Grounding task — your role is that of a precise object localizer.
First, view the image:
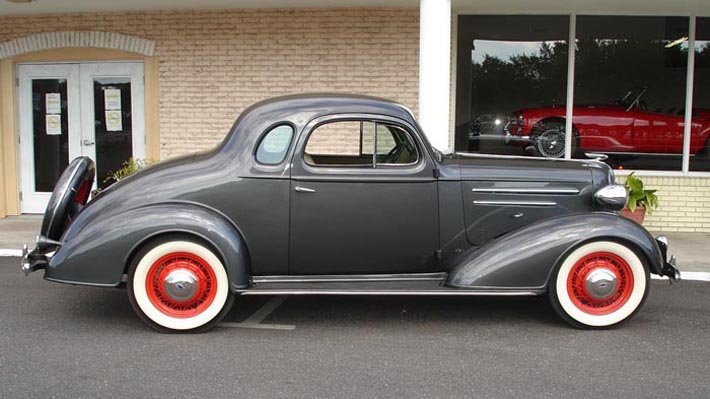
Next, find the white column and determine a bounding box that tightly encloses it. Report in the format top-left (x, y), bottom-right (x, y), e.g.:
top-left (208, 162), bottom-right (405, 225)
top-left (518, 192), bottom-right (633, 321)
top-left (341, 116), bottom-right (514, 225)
top-left (682, 16), bottom-right (696, 173)
top-left (419, 0), bottom-right (452, 152)
top-left (564, 14), bottom-right (576, 159)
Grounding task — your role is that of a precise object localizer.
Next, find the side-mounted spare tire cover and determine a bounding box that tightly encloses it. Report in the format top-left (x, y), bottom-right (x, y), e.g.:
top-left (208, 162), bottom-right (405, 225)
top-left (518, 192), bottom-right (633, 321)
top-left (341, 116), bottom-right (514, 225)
top-left (41, 156), bottom-right (95, 240)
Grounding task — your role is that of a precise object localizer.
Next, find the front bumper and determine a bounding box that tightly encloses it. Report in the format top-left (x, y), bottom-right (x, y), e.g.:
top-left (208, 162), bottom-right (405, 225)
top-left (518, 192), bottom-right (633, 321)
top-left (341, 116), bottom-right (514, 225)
top-left (504, 132), bottom-right (532, 145)
top-left (656, 236), bottom-right (681, 282)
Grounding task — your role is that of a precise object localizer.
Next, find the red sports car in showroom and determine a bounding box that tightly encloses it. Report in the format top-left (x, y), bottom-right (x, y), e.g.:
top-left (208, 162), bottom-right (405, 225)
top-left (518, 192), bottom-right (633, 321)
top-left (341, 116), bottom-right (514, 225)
top-left (505, 87), bottom-right (710, 158)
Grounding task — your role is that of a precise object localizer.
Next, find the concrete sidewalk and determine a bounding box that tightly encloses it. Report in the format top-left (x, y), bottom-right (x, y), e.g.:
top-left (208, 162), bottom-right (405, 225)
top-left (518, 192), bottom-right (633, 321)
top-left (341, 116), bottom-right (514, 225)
top-left (0, 215), bottom-right (707, 272)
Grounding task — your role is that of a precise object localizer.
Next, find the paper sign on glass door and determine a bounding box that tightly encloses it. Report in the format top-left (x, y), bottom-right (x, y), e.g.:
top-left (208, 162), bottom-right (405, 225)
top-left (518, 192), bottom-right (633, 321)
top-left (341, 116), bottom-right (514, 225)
top-left (104, 89), bottom-right (122, 111)
top-left (105, 111), bottom-right (123, 131)
top-left (46, 114), bottom-right (62, 135)
top-left (45, 93), bottom-right (61, 114)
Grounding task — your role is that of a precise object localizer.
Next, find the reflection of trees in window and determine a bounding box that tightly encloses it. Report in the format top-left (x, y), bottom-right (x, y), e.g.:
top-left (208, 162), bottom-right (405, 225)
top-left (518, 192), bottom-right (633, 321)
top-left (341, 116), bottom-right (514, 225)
top-left (471, 41), bottom-right (568, 119)
top-left (575, 39), bottom-right (687, 110)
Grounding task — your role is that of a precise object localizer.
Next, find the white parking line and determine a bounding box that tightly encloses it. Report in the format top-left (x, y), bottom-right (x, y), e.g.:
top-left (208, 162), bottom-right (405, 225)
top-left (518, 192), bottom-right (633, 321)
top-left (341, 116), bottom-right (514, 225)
top-left (219, 295), bottom-right (296, 330)
top-left (652, 272), bottom-right (710, 282)
top-left (0, 249), bottom-right (22, 257)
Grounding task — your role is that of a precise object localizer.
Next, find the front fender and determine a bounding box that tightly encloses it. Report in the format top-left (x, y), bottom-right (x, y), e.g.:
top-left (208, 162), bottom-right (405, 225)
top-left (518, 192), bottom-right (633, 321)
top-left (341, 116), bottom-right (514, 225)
top-left (447, 212), bottom-right (663, 290)
top-left (46, 202), bottom-right (250, 291)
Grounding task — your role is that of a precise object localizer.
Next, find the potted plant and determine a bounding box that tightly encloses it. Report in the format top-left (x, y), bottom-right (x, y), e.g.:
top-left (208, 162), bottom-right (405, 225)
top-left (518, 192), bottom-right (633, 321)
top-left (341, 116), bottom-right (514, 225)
top-left (103, 158), bottom-right (153, 184)
top-left (620, 173), bottom-right (658, 224)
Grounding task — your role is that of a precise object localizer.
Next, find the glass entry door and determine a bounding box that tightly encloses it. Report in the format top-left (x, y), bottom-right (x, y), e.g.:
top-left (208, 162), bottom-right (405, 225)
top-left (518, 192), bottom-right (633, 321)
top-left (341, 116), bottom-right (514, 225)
top-left (18, 62), bottom-right (145, 213)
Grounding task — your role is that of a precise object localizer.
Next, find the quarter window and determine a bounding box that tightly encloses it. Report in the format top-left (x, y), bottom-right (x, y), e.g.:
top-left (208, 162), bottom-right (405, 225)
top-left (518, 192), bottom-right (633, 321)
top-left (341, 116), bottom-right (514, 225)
top-left (304, 120), bottom-right (418, 167)
top-left (256, 124), bottom-right (294, 165)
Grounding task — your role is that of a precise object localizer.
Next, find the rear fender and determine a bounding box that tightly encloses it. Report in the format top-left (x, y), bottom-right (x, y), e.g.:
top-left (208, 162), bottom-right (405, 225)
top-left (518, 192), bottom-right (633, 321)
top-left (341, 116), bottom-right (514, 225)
top-left (46, 202), bottom-right (250, 291)
top-left (447, 212), bottom-right (663, 290)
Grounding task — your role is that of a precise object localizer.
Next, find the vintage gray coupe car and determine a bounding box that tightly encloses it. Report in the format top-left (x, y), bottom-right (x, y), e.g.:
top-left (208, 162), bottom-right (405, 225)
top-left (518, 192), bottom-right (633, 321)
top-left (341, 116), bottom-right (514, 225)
top-left (22, 94), bottom-right (680, 333)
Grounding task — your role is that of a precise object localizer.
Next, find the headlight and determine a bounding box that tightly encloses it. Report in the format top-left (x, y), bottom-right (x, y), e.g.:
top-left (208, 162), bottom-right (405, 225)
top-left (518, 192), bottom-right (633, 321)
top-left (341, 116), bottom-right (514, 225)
top-left (594, 184), bottom-right (627, 211)
top-left (510, 113), bottom-right (523, 125)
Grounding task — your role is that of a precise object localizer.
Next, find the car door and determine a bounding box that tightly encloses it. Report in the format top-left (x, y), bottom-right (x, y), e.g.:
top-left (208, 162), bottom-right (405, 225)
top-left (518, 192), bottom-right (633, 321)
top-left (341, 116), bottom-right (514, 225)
top-left (289, 115), bottom-right (439, 275)
top-left (632, 108), bottom-right (685, 153)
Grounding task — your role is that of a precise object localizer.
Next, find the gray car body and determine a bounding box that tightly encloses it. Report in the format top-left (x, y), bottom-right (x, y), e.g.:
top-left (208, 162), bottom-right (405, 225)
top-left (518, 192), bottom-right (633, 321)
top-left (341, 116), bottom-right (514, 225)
top-left (43, 94), bottom-right (665, 293)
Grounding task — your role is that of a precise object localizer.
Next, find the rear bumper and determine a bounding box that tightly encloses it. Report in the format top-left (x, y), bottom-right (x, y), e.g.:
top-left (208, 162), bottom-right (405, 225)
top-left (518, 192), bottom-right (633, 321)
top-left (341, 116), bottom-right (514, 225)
top-left (656, 235), bottom-right (680, 282)
top-left (21, 236), bottom-right (61, 275)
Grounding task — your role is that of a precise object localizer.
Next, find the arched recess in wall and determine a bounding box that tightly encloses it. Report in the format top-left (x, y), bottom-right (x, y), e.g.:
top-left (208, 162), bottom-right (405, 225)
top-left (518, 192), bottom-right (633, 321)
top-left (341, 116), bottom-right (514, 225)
top-left (0, 31), bottom-right (159, 217)
top-left (0, 31), bottom-right (155, 58)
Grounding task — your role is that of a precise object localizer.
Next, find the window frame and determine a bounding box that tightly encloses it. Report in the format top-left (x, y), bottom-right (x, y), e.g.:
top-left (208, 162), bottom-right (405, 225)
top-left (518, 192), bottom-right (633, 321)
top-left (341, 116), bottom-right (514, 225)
top-left (291, 113), bottom-right (432, 180)
top-left (302, 118), bottom-right (421, 169)
top-left (253, 122), bottom-right (296, 166)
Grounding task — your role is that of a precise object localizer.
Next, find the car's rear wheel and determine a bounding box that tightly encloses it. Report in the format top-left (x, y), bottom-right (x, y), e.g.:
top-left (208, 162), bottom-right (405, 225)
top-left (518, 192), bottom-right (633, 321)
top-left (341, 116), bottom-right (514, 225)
top-left (549, 241), bottom-right (649, 329)
top-left (127, 237), bottom-right (234, 333)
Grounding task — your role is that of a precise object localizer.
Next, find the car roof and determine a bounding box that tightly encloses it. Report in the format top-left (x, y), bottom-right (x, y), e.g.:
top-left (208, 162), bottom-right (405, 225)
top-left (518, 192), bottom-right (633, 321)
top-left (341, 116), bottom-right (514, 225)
top-left (243, 93), bottom-right (417, 123)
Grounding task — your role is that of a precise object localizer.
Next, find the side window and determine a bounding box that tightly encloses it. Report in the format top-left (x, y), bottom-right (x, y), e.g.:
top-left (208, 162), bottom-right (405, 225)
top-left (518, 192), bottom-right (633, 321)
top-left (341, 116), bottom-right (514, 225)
top-left (256, 125), bottom-right (294, 165)
top-left (305, 121), bottom-right (373, 166)
top-left (304, 120), bottom-right (419, 167)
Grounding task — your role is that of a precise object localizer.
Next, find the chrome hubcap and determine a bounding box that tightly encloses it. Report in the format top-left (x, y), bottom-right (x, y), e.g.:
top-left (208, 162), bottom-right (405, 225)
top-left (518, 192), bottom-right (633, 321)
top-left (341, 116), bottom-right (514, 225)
top-left (585, 268), bottom-right (618, 300)
top-left (163, 269), bottom-right (198, 302)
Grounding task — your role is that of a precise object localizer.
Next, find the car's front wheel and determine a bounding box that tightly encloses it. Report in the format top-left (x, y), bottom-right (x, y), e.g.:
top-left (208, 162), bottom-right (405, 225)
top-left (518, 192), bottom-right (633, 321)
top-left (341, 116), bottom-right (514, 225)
top-left (549, 241), bottom-right (649, 329)
top-left (127, 237), bottom-right (234, 333)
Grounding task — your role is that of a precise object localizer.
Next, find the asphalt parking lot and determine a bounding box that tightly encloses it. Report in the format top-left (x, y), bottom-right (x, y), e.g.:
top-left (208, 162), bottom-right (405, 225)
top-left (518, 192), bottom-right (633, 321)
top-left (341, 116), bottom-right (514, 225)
top-left (2, 257), bottom-right (709, 399)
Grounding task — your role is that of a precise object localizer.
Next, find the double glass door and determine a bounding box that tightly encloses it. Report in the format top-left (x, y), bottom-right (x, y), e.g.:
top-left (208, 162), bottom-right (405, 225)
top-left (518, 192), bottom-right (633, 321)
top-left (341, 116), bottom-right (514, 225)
top-left (18, 62), bottom-right (145, 213)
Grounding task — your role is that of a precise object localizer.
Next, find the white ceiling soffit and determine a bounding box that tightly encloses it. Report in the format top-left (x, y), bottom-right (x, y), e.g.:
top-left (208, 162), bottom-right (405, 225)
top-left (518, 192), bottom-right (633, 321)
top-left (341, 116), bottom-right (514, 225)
top-left (453, 0), bottom-right (710, 16)
top-left (0, 0), bottom-right (708, 16)
top-left (0, 0), bottom-right (418, 16)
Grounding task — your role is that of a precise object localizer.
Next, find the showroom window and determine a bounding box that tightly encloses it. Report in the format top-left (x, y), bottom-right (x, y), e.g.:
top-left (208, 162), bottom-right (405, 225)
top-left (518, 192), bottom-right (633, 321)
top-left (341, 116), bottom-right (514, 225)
top-left (455, 14), bottom-right (709, 174)
top-left (454, 15), bottom-right (570, 154)
top-left (571, 16), bottom-right (689, 171)
top-left (690, 17), bottom-right (710, 172)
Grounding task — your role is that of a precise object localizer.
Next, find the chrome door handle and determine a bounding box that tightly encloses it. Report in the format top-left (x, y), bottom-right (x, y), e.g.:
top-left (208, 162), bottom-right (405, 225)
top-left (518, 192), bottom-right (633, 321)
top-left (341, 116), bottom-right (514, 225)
top-left (512, 212), bottom-right (524, 219)
top-left (294, 186), bottom-right (316, 193)
top-left (82, 139), bottom-right (95, 146)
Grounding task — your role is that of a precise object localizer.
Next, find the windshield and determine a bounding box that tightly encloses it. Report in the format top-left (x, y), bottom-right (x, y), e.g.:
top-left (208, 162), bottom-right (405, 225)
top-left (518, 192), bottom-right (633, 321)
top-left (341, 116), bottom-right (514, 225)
top-left (614, 86), bottom-right (647, 109)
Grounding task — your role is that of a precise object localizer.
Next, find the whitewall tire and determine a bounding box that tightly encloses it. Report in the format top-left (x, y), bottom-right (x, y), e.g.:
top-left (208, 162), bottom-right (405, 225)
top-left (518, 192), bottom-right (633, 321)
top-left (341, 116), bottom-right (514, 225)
top-left (127, 238), bottom-right (234, 333)
top-left (549, 241), bottom-right (649, 329)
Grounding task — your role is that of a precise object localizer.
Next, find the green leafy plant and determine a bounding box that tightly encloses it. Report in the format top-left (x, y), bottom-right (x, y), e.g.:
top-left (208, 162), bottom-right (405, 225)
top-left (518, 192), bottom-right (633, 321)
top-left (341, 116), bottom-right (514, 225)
top-left (103, 158), bottom-right (153, 183)
top-left (625, 173), bottom-right (659, 214)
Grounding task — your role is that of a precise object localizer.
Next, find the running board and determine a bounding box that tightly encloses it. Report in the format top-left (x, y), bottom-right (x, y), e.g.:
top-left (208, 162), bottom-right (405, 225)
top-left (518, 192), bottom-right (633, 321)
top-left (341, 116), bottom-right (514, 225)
top-left (240, 289), bottom-right (541, 296)
top-left (243, 272), bottom-right (542, 296)
top-left (252, 272), bottom-right (447, 284)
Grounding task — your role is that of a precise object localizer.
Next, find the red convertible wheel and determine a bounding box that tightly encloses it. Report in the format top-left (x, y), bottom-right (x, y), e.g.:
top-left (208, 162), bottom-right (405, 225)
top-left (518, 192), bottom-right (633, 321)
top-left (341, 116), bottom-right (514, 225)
top-left (535, 128), bottom-right (566, 158)
top-left (550, 241), bottom-right (649, 328)
top-left (128, 238), bottom-right (234, 333)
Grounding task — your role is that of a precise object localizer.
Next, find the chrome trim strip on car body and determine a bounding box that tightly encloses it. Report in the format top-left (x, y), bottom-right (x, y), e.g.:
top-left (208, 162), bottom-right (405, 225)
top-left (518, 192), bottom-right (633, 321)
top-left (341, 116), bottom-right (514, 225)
top-left (600, 151), bottom-right (694, 157)
top-left (472, 187), bottom-right (579, 195)
top-left (240, 289), bottom-right (541, 296)
top-left (472, 200), bottom-right (558, 207)
top-left (252, 272), bottom-right (447, 284)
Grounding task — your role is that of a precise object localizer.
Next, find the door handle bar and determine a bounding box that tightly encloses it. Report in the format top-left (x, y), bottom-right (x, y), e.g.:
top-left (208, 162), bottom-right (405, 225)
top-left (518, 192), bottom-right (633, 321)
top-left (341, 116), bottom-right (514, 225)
top-left (294, 186), bottom-right (316, 193)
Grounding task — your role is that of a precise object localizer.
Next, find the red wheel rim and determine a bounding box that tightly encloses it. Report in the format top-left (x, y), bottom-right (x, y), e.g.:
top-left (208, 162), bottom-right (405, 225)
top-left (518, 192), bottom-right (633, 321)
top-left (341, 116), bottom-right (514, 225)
top-left (567, 251), bottom-right (634, 315)
top-left (145, 252), bottom-right (217, 318)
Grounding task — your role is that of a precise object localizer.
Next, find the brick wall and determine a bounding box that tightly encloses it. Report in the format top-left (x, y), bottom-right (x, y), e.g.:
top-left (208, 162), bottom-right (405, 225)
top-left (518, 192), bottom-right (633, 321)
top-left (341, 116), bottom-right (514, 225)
top-left (616, 174), bottom-right (710, 232)
top-left (0, 8), bottom-right (419, 159)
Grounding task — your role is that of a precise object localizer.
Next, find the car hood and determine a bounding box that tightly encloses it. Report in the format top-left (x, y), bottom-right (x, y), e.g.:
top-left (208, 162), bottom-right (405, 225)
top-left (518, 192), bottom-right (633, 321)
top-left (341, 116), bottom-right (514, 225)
top-left (447, 153), bottom-right (611, 185)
